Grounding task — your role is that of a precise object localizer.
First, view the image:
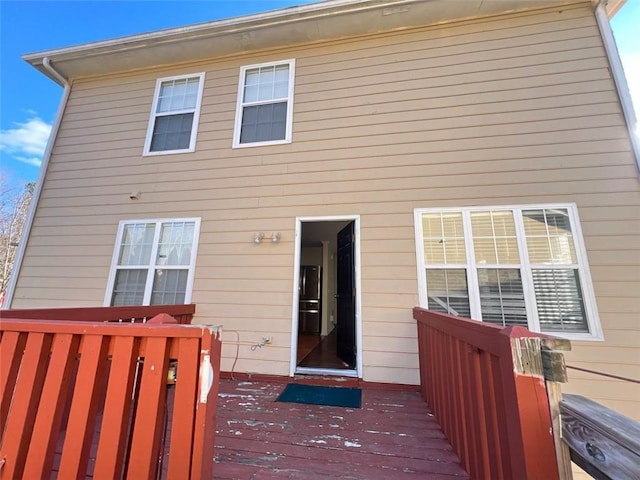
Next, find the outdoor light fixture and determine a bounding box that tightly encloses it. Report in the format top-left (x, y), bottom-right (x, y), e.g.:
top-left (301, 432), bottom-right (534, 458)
top-left (253, 232), bottom-right (281, 244)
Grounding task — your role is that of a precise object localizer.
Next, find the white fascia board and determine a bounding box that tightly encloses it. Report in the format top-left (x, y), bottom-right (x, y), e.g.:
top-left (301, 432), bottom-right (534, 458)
top-left (22, 0), bottom-right (576, 84)
top-left (594, 1), bottom-right (640, 173)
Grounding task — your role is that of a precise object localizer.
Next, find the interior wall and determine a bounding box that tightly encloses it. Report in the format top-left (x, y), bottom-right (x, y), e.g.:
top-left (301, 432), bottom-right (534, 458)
top-left (301, 247), bottom-right (322, 265)
top-left (322, 240), bottom-right (337, 336)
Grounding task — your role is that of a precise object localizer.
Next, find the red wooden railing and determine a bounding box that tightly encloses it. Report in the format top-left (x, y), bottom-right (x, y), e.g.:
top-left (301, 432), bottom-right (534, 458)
top-left (414, 307), bottom-right (558, 480)
top-left (0, 315), bottom-right (221, 479)
top-left (2, 304), bottom-right (196, 324)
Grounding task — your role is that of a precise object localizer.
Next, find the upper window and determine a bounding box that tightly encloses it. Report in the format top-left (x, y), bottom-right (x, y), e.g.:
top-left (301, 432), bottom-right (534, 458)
top-left (414, 204), bottom-right (602, 340)
top-left (143, 73), bottom-right (205, 155)
top-left (233, 60), bottom-right (295, 148)
top-left (105, 218), bottom-right (200, 306)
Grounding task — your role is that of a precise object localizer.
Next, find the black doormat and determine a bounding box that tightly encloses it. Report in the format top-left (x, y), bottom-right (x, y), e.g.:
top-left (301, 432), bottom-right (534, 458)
top-left (276, 383), bottom-right (362, 408)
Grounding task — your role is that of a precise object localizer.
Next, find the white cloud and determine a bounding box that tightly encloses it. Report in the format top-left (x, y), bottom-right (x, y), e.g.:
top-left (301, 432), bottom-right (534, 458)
top-left (0, 117), bottom-right (52, 168)
top-left (13, 156), bottom-right (44, 167)
top-left (619, 52), bottom-right (640, 112)
top-left (618, 52), bottom-right (640, 146)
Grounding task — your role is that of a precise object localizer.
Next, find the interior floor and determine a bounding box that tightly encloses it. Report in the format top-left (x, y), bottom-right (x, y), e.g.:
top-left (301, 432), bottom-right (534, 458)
top-left (296, 334), bottom-right (322, 363)
top-left (297, 330), bottom-right (350, 370)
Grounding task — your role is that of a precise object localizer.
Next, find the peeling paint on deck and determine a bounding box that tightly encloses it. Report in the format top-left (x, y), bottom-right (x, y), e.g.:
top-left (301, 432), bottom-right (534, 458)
top-left (365, 429), bottom-right (409, 437)
top-left (214, 379), bottom-right (470, 479)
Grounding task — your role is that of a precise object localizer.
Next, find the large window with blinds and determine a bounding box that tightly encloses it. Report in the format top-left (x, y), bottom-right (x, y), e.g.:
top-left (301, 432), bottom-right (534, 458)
top-left (414, 204), bottom-right (602, 340)
top-left (105, 218), bottom-right (200, 306)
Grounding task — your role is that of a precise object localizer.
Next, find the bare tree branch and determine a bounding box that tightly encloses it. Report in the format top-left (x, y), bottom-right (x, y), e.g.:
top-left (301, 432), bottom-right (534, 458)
top-left (0, 177), bottom-right (34, 303)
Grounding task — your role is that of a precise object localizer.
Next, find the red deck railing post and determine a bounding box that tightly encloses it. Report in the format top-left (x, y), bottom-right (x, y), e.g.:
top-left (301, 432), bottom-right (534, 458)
top-left (496, 328), bottom-right (559, 479)
top-left (0, 332), bottom-right (53, 478)
top-left (57, 335), bottom-right (111, 477)
top-left (0, 331), bottom-right (27, 429)
top-left (413, 307), bottom-right (561, 480)
top-left (22, 333), bottom-right (81, 478)
top-left (190, 326), bottom-right (222, 480)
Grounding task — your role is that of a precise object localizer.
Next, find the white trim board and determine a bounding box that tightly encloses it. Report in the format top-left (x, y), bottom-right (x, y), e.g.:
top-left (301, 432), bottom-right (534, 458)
top-left (290, 215), bottom-right (362, 378)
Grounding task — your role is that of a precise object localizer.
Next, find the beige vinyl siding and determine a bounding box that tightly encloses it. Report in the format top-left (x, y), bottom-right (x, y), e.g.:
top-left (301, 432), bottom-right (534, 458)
top-left (12, 3), bottom-right (640, 416)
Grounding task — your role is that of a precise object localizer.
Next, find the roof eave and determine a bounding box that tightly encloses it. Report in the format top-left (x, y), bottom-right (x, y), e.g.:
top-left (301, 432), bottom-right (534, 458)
top-left (23, 0), bottom-right (593, 85)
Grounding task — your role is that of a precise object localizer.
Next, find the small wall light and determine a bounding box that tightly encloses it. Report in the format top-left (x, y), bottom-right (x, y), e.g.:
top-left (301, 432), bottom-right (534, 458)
top-left (129, 191), bottom-right (140, 200)
top-left (253, 232), bottom-right (281, 244)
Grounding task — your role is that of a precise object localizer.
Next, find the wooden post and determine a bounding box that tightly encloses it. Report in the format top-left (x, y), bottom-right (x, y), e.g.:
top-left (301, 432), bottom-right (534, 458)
top-left (190, 326), bottom-right (222, 480)
top-left (541, 339), bottom-right (573, 480)
top-left (498, 333), bottom-right (559, 480)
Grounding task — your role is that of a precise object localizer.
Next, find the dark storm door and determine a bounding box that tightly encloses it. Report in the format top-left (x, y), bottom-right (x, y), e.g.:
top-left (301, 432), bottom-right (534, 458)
top-left (336, 222), bottom-right (356, 368)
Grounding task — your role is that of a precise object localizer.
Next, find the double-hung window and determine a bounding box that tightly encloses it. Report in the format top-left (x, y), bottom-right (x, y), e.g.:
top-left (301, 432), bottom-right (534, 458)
top-left (143, 73), bottom-right (205, 155)
top-left (414, 204), bottom-right (602, 340)
top-left (105, 218), bottom-right (200, 306)
top-left (233, 59), bottom-right (295, 147)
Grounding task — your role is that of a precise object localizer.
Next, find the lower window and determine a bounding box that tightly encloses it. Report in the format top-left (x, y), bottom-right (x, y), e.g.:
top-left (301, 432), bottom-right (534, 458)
top-left (105, 218), bottom-right (200, 306)
top-left (414, 204), bottom-right (602, 340)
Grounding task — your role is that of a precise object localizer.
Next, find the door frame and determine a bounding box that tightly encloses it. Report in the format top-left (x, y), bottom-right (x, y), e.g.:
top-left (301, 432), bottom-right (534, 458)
top-left (289, 215), bottom-right (362, 378)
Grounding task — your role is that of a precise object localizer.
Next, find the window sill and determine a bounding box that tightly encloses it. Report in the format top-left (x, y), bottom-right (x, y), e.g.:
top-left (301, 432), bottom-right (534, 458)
top-left (232, 138), bottom-right (291, 149)
top-left (143, 147), bottom-right (196, 156)
top-left (539, 331), bottom-right (605, 342)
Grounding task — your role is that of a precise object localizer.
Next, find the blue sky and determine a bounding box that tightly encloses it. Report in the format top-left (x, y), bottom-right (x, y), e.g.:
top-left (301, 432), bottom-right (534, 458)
top-left (1, 0), bottom-right (639, 188)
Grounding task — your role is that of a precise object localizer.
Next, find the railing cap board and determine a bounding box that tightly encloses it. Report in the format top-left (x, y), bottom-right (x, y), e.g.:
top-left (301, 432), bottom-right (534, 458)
top-left (413, 307), bottom-right (568, 357)
top-left (413, 307), bottom-right (508, 355)
top-left (560, 394), bottom-right (640, 480)
top-left (0, 318), bottom-right (221, 338)
top-left (0, 304), bottom-right (196, 321)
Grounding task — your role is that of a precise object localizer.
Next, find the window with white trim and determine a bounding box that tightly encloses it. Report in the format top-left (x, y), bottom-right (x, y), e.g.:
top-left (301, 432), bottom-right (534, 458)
top-left (105, 219), bottom-right (200, 306)
top-left (233, 59), bottom-right (295, 147)
top-left (143, 73), bottom-right (205, 155)
top-left (414, 204), bottom-right (602, 340)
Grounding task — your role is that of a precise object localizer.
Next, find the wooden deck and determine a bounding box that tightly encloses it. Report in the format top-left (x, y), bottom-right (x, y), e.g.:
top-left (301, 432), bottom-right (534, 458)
top-left (214, 379), bottom-right (470, 479)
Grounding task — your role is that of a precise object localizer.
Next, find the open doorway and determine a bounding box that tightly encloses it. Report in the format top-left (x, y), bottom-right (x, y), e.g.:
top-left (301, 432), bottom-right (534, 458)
top-left (291, 216), bottom-right (361, 377)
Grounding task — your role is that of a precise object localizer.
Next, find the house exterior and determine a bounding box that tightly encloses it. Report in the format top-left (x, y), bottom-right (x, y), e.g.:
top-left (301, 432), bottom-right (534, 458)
top-left (6, 0), bottom-right (639, 424)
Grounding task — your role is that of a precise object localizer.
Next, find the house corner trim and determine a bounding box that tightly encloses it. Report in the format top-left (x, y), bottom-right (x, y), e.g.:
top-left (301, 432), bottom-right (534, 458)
top-left (594, 0), bottom-right (640, 174)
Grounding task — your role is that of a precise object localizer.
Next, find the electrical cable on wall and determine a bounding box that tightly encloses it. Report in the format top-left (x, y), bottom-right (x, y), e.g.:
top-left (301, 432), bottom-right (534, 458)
top-left (224, 331), bottom-right (272, 379)
top-left (567, 365), bottom-right (640, 384)
top-left (228, 330), bottom-right (240, 380)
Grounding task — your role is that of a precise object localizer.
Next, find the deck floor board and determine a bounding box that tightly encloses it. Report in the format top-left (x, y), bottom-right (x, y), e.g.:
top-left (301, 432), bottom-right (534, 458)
top-left (214, 380), bottom-right (470, 479)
